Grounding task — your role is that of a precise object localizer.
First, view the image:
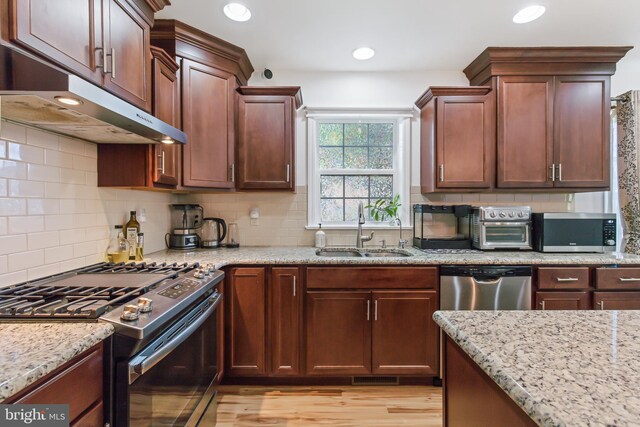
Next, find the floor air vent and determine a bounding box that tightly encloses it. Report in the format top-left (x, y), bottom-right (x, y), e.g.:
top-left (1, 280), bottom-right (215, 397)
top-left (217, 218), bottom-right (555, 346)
top-left (352, 376), bottom-right (399, 385)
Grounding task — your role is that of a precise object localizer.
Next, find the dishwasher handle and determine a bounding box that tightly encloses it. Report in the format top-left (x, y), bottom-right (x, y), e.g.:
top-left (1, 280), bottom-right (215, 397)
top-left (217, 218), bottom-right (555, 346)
top-left (471, 276), bottom-right (502, 284)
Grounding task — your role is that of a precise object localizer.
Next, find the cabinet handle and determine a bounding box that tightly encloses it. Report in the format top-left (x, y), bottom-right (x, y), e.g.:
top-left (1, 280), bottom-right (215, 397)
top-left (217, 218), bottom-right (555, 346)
top-left (549, 163), bottom-right (556, 181)
top-left (619, 277), bottom-right (640, 282)
top-left (292, 275), bottom-right (296, 297)
top-left (557, 163), bottom-right (562, 182)
top-left (556, 277), bottom-right (579, 282)
top-left (111, 48), bottom-right (116, 78)
top-left (230, 163), bottom-right (235, 183)
top-left (366, 300), bottom-right (370, 321)
top-left (539, 301), bottom-right (546, 310)
top-left (158, 151), bottom-right (165, 174)
top-left (95, 47), bottom-right (107, 71)
top-left (374, 300), bottom-right (378, 321)
top-left (438, 164), bottom-right (444, 182)
top-left (286, 164), bottom-right (290, 183)
top-left (596, 301), bottom-right (605, 310)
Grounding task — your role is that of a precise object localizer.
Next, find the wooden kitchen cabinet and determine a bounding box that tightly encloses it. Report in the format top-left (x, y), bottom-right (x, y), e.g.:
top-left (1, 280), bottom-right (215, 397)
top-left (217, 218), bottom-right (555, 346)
top-left (97, 46), bottom-right (179, 188)
top-left (306, 291), bottom-right (372, 375)
top-left (537, 267), bottom-right (590, 290)
top-left (6, 342), bottom-right (106, 426)
top-left (237, 87), bottom-right (302, 191)
top-left (594, 292), bottom-right (640, 310)
top-left (595, 267), bottom-right (640, 290)
top-left (536, 291), bottom-right (591, 310)
top-left (269, 267), bottom-right (302, 376)
top-left (8, 0), bottom-right (160, 111)
top-left (415, 87), bottom-right (495, 192)
top-left (372, 291), bottom-right (438, 375)
top-left (226, 267), bottom-right (267, 376)
top-left (464, 47), bottom-right (631, 192)
top-left (151, 20), bottom-right (254, 190)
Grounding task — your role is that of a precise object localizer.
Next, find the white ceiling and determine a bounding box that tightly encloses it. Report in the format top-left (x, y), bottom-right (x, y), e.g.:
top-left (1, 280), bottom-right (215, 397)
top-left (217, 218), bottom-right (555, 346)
top-left (158, 0), bottom-right (640, 75)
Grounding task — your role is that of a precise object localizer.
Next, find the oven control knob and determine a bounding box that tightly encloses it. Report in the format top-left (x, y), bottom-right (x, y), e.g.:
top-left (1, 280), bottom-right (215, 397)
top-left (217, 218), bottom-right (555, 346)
top-left (499, 212), bottom-right (506, 218)
top-left (121, 304), bottom-right (140, 321)
top-left (606, 239), bottom-right (616, 246)
top-left (518, 211), bottom-right (525, 218)
top-left (194, 269), bottom-right (205, 279)
top-left (489, 211), bottom-right (497, 218)
top-left (137, 297), bottom-right (153, 313)
top-left (205, 263), bottom-right (215, 274)
top-left (508, 211), bottom-right (514, 218)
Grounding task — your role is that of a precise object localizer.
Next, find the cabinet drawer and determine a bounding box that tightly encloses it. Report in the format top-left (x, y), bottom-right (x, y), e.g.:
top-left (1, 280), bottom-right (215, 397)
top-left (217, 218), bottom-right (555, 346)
top-left (537, 267), bottom-right (590, 289)
top-left (306, 267), bottom-right (438, 290)
top-left (596, 268), bottom-right (640, 290)
top-left (12, 344), bottom-right (103, 423)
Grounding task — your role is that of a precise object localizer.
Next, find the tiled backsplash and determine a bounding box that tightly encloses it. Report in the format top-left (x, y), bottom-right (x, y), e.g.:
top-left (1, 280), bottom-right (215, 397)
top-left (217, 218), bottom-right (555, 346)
top-left (0, 120), bottom-right (174, 287)
top-left (178, 187), bottom-right (572, 248)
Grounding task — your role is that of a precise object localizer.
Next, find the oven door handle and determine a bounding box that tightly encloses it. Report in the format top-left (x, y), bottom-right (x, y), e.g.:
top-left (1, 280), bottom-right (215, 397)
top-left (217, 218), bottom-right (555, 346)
top-left (128, 295), bottom-right (221, 384)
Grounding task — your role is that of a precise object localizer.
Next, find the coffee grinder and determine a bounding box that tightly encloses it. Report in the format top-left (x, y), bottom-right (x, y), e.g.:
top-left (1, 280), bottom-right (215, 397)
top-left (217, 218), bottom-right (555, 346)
top-left (166, 204), bottom-right (203, 249)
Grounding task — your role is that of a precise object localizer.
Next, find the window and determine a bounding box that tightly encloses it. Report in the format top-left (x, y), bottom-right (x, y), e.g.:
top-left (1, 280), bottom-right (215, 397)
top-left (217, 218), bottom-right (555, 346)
top-left (307, 110), bottom-right (411, 228)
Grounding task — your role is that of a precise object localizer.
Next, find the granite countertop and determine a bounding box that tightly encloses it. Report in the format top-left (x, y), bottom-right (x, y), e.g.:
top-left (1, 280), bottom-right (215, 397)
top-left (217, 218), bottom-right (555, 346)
top-left (143, 246), bottom-right (640, 268)
top-left (0, 322), bottom-right (114, 403)
top-left (434, 310), bottom-right (640, 427)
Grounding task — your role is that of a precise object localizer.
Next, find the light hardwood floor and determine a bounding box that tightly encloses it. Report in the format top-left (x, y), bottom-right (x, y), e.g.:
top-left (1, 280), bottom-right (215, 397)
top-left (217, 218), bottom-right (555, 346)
top-left (211, 385), bottom-right (442, 426)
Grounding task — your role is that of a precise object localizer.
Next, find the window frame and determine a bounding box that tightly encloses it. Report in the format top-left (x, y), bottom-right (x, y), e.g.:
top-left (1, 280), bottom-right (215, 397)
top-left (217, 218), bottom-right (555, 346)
top-left (306, 109), bottom-right (412, 229)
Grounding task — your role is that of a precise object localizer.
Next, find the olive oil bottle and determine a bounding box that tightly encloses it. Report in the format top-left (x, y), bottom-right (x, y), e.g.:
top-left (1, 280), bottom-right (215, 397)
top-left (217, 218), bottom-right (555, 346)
top-left (124, 211), bottom-right (140, 261)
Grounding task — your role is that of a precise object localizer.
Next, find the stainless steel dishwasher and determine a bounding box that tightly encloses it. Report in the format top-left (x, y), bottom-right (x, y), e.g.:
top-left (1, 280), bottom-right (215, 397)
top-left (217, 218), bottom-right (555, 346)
top-left (440, 265), bottom-right (532, 310)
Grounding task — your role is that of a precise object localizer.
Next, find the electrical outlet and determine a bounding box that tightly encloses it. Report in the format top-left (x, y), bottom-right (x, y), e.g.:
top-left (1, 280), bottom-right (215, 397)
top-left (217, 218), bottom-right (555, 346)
top-left (250, 218), bottom-right (259, 226)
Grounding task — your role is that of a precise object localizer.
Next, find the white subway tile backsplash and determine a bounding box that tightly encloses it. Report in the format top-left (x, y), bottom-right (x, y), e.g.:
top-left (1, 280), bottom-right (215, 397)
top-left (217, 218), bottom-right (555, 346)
top-left (73, 241), bottom-right (98, 258)
top-left (59, 257), bottom-right (89, 272)
top-left (0, 121), bottom-right (27, 143)
top-left (44, 214), bottom-right (75, 231)
top-left (0, 178), bottom-right (6, 197)
top-left (8, 250), bottom-right (45, 272)
top-left (44, 245), bottom-right (74, 264)
top-left (0, 271), bottom-right (27, 287)
top-left (60, 168), bottom-right (86, 184)
top-left (72, 155), bottom-right (97, 172)
top-left (28, 263), bottom-right (61, 280)
top-left (8, 142), bottom-right (44, 164)
top-left (0, 198), bottom-right (27, 216)
top-left (8, 216), bottom-right (44, 235)
top-left (0, 160), bottom-right (27, 179)
top-left (59, 137), bottom-right (87, 155)
top-left (27, 231), bottom-right (60, 250)
top-left (25, 128), bottom-right (59, 150)
top-left (28, 199), bottom-right (60, 215)
top-left (59, 229), bottom-right (86, 245)
top-left (44, 149), bottom-right (74, 168)
top-left (0, 234), bottom-right (27, 255)
top-left (8, 179), bottom-right (45, 198)
top-left (27, 164), bottom-right (60, 182)
top-left (0, 141), bottom-right (6, 158)
top-left (0, 218), bottom-right (6, 235)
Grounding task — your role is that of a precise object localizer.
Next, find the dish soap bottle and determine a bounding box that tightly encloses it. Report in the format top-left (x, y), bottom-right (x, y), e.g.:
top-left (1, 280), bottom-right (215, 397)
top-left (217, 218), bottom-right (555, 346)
top-left (124, 211), bottom-right (140, 260)
top-left (315, 223), bottom-right (326, 248)
top-left (106, 225), bottom-right (130, 264)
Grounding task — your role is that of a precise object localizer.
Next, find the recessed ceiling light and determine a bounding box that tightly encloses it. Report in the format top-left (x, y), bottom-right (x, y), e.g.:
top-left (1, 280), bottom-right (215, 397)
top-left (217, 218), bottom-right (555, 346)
top-left (54, 96), bottom-right (82, 106)
top-left (353, 47), bottom-right (375, 61)
top-left (161, 136), bottom-right (174, 144)
top-left (513, 5), bottom-right (546, 24)
top-left (223, 3), bottom-right (251, 22)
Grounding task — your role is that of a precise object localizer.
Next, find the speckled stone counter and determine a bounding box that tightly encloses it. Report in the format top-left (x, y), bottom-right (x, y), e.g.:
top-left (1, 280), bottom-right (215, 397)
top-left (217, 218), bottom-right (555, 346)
top-left (434, 310), bottom-right (640, 427)
top-left (0, 322), bottom-right (114, 403)
top-left (143, 246), bottom-right (640, 268)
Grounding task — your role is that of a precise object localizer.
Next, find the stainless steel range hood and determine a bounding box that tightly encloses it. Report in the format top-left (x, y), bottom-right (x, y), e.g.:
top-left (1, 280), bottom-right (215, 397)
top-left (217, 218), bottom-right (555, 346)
top-left (0, 44), bottom-right (186, 144)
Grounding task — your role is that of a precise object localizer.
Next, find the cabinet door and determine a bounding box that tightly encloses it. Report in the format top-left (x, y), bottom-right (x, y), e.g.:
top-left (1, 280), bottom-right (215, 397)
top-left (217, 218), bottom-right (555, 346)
top-left (226, 268), bottom-right (266, 376)
top-left (151, 53), bottom-right (179, 187)
top-left (10, 0), bottom-right (103, 84)
top-left (181, 58), bottom-right (236, 188)
top-left (238, 96), bottom-right (294, 190)
top-left (102, 0), bottom-right (151, 111)
top-left (371, 291), bottom-right (438, 375)
top-left (536, 291), bottom-right (590, 310)
top-left (594, 292), bottom-right (640, 310)
top-left (269, 267), bottom-right (301, 376)
top-left (554, 75), bottom-right (610, 188)
top-left (306, 291), bottom-right (371, 375)
top-left (497, 76), bottom-right (554, 188)
top-left (436, 95), bottom-right (493, 189)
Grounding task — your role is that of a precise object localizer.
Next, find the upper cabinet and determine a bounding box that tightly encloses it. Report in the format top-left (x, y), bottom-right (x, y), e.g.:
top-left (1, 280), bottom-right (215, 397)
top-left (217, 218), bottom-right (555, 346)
top-left (7, 0), bottom-right (163, 111)
top-left (415, 87), bottom-right (494, 192)
top-left (151, 20), bottom-right (254, 190)
top-left (237, 87), bottom-right (302, 191)
top-left (463, 47), bottom-right (631, 192)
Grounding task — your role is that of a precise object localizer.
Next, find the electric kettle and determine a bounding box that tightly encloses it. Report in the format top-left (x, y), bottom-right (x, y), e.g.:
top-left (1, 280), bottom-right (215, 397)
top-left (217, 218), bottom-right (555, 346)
top-left (199, 218), bottom-right (227, 248)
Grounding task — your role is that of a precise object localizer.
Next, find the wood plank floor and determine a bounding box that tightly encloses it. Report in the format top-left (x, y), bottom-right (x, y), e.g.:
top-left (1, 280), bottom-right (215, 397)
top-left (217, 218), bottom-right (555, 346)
top-left (211, 385), bottom-right (442, 426)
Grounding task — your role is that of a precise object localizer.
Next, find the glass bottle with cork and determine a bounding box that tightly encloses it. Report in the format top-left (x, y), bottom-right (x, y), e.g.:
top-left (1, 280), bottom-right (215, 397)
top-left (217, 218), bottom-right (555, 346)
top-left (105, 225), bottom-right (130, 264)
top-left (124, 211), bottom-right (140, 261)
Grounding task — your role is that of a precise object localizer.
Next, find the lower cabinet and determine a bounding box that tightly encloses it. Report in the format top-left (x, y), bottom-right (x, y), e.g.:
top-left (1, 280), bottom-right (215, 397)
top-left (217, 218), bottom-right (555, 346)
top-left (535, 291), bottom-right (591, 310)
top-left (306, 290), bottom-right (439, 376)
top-left (593, 291), bottom-right (640, 310)
top-left (270, 267), bottom-right (302, 375)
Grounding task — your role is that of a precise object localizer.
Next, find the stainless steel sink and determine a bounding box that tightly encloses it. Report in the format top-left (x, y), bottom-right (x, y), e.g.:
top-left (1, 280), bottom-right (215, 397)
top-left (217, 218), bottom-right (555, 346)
top-left (315, 249), bottom-right (363, 257)
top-left (363, 249), bottom-right (413, 257)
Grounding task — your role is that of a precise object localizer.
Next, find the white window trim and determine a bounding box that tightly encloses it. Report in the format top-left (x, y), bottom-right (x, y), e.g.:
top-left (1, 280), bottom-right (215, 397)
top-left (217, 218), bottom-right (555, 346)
top-left (306, 109), bottom-right (412, 230)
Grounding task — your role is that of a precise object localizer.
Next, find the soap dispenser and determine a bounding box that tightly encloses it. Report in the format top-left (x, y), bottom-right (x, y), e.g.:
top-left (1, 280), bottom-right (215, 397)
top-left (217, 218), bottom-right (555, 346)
top-left (315, 223), bottom-right (326, 248)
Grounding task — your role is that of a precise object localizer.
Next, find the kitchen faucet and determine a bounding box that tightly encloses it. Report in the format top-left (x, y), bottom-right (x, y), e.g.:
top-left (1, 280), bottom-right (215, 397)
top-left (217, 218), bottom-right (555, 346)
top-left (356, 202), bottom-right (374, 248)
top-left (395, 217), bottom-right (408, 249)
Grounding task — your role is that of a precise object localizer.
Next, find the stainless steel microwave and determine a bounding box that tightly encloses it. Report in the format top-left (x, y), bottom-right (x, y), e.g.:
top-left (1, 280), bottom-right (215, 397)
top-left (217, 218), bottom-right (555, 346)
top-left (532, 213), bottom-right (617, 253)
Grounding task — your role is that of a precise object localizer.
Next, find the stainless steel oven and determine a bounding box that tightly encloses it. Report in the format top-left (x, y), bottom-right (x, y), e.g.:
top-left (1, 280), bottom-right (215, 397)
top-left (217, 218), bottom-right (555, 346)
top-left (115, 292), bottom-right (221, 426)
top-left (472, 206), bottom-right (532, 250)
